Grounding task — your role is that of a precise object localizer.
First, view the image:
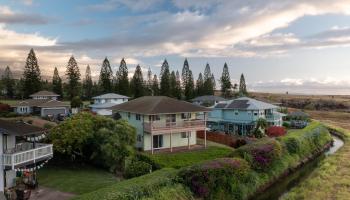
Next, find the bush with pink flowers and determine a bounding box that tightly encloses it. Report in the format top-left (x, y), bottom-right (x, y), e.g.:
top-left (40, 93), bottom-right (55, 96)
top-left (267, 126), bottom-right (287, 137)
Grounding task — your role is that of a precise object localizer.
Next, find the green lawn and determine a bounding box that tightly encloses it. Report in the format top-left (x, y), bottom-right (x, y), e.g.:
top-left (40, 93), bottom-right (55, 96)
top-left (144, 145), bottom-right (234, 169)
top-left (38, 165), bottom-right (119, 195)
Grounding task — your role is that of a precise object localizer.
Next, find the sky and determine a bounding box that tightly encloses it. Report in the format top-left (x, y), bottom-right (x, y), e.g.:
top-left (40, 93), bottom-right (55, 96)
top-left (1, 0), bottom-right (350, 95)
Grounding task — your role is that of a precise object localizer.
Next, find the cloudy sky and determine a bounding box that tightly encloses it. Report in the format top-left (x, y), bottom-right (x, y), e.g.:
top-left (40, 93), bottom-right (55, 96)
top-left (1, 0), bottom-right (350, 94)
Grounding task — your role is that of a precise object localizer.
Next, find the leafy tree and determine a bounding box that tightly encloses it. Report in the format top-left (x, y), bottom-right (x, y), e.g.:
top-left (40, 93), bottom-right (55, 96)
top-left (49, 112), bottom-right (136, 171)
top-left (239, 73), bottom-right (248, 96)
top-left (220, 63), bottom-right (232, 98)
top-left (2, 66), bottom-right (14, 98)
top-left (71, 96), bottom-right (83, 108)
top-left (52, 67), bottom-right (63, 98)
top-left (151, 75), bottom-right (160, 96)
top-left (182, 59), bottom-right (195, 100)
top-left (83, 65), bottom-right (93, 100)
top-left (99, 57), bottom-right (113, 93)
top-left (130, 65), bottom-right (144, 98)
top-left (160, 59), bottom-right (171, 96)
top-left (116, 58), bottom-right (129, 96)
top-left (65, 56), bottom-right (81, 100)
top-left (203, 63), bottom-right (214, 95)
top-left (196, 72), bottom-right (204, 96)
top-left (23, 48), bottom-right (42, 98)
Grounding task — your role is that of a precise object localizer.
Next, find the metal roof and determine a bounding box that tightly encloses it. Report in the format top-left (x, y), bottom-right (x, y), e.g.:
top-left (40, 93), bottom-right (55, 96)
top-left (92, 93), bottom-right (129, 99)
top-left (191, 95), bottom-right (227, 102)
top-left (214, 97), bottom-right (278, 110)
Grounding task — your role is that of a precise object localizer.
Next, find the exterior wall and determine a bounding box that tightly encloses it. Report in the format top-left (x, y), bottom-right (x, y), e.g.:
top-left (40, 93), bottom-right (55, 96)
top-left (41, 107), bottom-right (67, 117)
top-left (143, 131), bottom-right (196, 151)
top-left (15, 106), bottom-right (32, 115)
top-left (5, 170), bottom-right (16, 189)
top-left (92, 108), bottom-right (113, 116)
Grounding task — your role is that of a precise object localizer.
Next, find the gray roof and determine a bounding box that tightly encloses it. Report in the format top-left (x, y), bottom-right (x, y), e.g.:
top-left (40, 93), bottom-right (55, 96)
top-left (111, 96), bottom-right (211, 115)
top-left (92, 93), bottom-right (129, 99)
top-left (12, 99), bottom-right (69, 108)
top-left (288, 111), bottom-right (309, 118)
top-left (90, 102), bottom-right (118, 109)
top-left (191, 95), bottom-right (227, 102)
top-left (213, 97), bottom-right (278, 110)
top-left (30, 90), bottom-right (59, 97)
top-left (0, 119), bottom-right (46, 135)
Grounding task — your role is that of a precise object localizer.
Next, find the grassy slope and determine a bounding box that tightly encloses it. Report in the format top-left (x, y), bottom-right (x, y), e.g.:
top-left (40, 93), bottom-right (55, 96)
top-left (282, 124), bottom-right (350, 200)
top-left (144, 145), bottom-right (233, 169)
top-left (38, 166), bottom-right (118, 195)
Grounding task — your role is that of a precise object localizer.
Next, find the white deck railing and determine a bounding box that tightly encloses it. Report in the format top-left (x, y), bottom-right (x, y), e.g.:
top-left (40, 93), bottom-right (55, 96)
top-left (144, 120), bottom-right (206, 133)
top-left (3, 143), bottom-right (53, 169)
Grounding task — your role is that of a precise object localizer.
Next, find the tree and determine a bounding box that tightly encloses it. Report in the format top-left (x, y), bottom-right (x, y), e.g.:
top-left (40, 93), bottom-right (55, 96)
top-left (99, 57), bottom-right (113, 93)
top-left (23, 48), bottom-right (42, 98)
top-left (220, 63), bottom-right (232, 98)
top-left (172, 71), bottom-right (182, 99)
top-left (116, 58), bottom-right (129, 96)
top-left (211, 73), bottom-right (216, 93)
top-left (83, 65), bottom-right (93, 100)
top-left (49, 112), bottom-right (136, 171)
top-left (65, 56), bottom-right (81, 100)
top-left (2, 66), bottom-right (14, 98)
top-left (145, 67), bottom-right (153, 95)
top-left (130, 65), bottom-right (144, 98)
top-left (152, 75), bottom-right (160, 96)
top-left (253, 118), bottom-right (268, 138)
top-left (182, 59), bottom-right (195, 100)
top-left (203, 63), bottom-right (214, 95)
top-left (160, 59), bottom-right (171, 96)
top-left (71, 96), bottom-right (83, 108)
top-left (196, 73), bottom-right (204, 96)
top-left (52, 67), bottom-right (63, 98)
top-left (239, 73), bottom-right (248, 96)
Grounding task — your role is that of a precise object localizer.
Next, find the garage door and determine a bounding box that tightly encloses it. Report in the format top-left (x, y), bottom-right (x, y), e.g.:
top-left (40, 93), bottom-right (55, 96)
top-left (42, 108), bottom-right (66, 117)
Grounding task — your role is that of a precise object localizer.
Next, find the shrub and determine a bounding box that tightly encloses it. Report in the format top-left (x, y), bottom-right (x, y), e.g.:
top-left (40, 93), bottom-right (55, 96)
top-left (43, 123), bottom-right (54, 129)
top-left (0, 103), bottom-right (11, 112)
top-left (124, 160), bottom-right (152, 178)
top-left (282, 121), bottom-right (290, 128)
top-left (179, 157), bottom-right (251, 200)
top-left (233, 138), bottom-right (282, 171)
top-left (283, 137), bottom-right (300, 154)
top-left (267, 126), bottom-right (286, 137)
top-left (135, 153), bottom-right (161, 170)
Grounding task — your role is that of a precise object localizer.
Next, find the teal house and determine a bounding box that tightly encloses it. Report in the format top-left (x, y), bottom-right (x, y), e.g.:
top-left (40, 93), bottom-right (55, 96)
top-left (208, 97), bottom-right (284, 135)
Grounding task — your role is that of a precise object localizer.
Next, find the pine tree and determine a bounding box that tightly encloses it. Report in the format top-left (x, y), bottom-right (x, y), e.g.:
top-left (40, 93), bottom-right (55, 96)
top-left (160, 59), bottom-right (171, 96)
top-left (220, 63), bottom-right (232, 98)
top-left (196, 73), bottom-right (204, 96)
top-left (152, 75), bottom-right (160, 96)
top-left (116, 58), bottom-right (129, 96)
top-left (2, 66), bottom-right (14, 98)
top-left (203, 63), bottom-right (214, 95)
top-left (239, 73), bottom-right (248, 96)
top-left (174, 71), bottom-right (182, 99)
top-left (23, 48), bottom-right (42, 98)
top-left (130, 65), bottom-right (144, 98)
top-left (65, 56), bottom-right (81, 100)
top-left (182, 59), bottom-right (194, 100)
top-left (211, 73), bottom-right (216, 92)
top-left (145, 67), bottom-right (153, 95)
top-left (83, 65), bottom-right (93, 100)
top-left (52, 67), bottom-right (63, 98)
top-left (99, 57), bottom-right (113, 93)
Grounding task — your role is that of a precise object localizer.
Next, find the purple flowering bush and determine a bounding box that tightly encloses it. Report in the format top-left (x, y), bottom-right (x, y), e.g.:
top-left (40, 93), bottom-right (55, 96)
top-left (178, 157), bottom-right (251, 200)
top-left (233, 138), bottom-right (282, 171)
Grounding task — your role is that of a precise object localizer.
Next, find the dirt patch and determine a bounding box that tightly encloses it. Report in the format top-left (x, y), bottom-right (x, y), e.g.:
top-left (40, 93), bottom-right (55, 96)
top-left (29, 186), bottom-right (75, 200)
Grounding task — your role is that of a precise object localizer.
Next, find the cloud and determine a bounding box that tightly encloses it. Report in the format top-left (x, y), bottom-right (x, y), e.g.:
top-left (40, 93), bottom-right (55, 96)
top-left (84, 0), bottom-right (162, 12)
top-left (0, 5), bottom-right (50, 25)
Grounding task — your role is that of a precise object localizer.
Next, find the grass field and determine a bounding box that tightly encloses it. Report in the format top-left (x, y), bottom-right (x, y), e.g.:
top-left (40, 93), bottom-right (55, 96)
top-left (38, 165), bottom-right (119, 195)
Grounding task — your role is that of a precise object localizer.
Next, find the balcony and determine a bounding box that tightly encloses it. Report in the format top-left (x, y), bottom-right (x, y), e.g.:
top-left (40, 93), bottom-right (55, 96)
top-left (3, 143), bottom-right (53, 169)
top-left (144, 120), bottom-right (206, 135)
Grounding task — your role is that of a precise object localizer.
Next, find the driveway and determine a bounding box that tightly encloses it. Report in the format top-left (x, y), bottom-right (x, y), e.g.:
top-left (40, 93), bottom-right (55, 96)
top-left (29, 186), bottom-right (75, 200)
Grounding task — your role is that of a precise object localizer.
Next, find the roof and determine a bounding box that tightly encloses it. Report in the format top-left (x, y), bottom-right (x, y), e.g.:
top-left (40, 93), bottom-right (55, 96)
top-left (89, 102), bottom-right (118, 109)
top-left (191, 95), bottom-right (227, 102)
top-left (92, 93), bottom-right (129, 99)
top-left (111, 96), bottom-right (211, 115)
top-left (30, 90), bottom-right (59, 97)
top-left (213, 97), bottom-right (278, 110)
top-left (12, 99), bottom-right (69, 108)
top-left (288, 111), bottom-right (309, 118)
top-left (0, 119), bottom-right (46, 135)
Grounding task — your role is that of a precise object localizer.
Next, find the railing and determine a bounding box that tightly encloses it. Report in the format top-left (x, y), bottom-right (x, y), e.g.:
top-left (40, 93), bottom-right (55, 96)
top-left (3, 143), bottom-right (53, 169)
top-left (265, 115), bottom-right (281, 121)
top-left (144, 120), bottom-right (206, 133)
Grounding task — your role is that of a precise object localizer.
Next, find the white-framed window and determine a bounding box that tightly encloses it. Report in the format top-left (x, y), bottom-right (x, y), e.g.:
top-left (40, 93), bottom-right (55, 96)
top-left (181, 113), bottom-right (191, 119)
top-left (181, 132), bottom-right (189, 138)
top-left (136, 114), bottom-right (141, 121)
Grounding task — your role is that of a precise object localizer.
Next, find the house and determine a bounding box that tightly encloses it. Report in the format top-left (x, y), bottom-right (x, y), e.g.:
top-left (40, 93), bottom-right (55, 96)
top-left (111, 96), bottom-right (210, 154)
top-left (12, 91), bottom-right (69, 118)
top-left (191, 95), bottom-right (227, 107)
top-left (0, 119), bottom-right (53, 192)
top-left (208, 97), bottom-right (285, 135)
top-left (90, 93), bottom-right (129, 116)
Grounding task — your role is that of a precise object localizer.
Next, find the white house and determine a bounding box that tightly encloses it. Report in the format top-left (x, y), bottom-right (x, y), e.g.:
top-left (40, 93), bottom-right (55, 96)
top-left (0, 120), bottom-right (53, 192)
top-left (12, 91), bottom-right (69, 118)
top-left (111, 96), bottom-right (210, 154)
top-left (90, 93), bottom-right (129, 116)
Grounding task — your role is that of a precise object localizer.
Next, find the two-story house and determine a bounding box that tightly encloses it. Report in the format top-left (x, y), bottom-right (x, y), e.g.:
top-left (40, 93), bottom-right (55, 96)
top-left (90, 93), bottom-right (129, 116)
top-left (12, 91), bottom-right (69, 118)
top-left (0, 120), bottom-right (53, 192)
top-left (111, 96), bottom-right (210, 154)
top-left (208, 97), bottom-right (284, 135)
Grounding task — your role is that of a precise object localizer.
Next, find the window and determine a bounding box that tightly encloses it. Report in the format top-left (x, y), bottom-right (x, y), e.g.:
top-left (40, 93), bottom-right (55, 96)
top-left (128, 112), bottom-right (131, 119)
top-left (181, 113), bottom-right (191, 119)
top-left (136, 114), bottom-right (141, 121)
top-left (181, 132), bottom-right (189, 138)
top-left (137, 135), bottom-right (142, 142)
top-left (235, 112), bottom-right (239, 115)
top-left (149, 115), bottom-right (160, 121)
top-left (254, 112), bottom-right (258, 116)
